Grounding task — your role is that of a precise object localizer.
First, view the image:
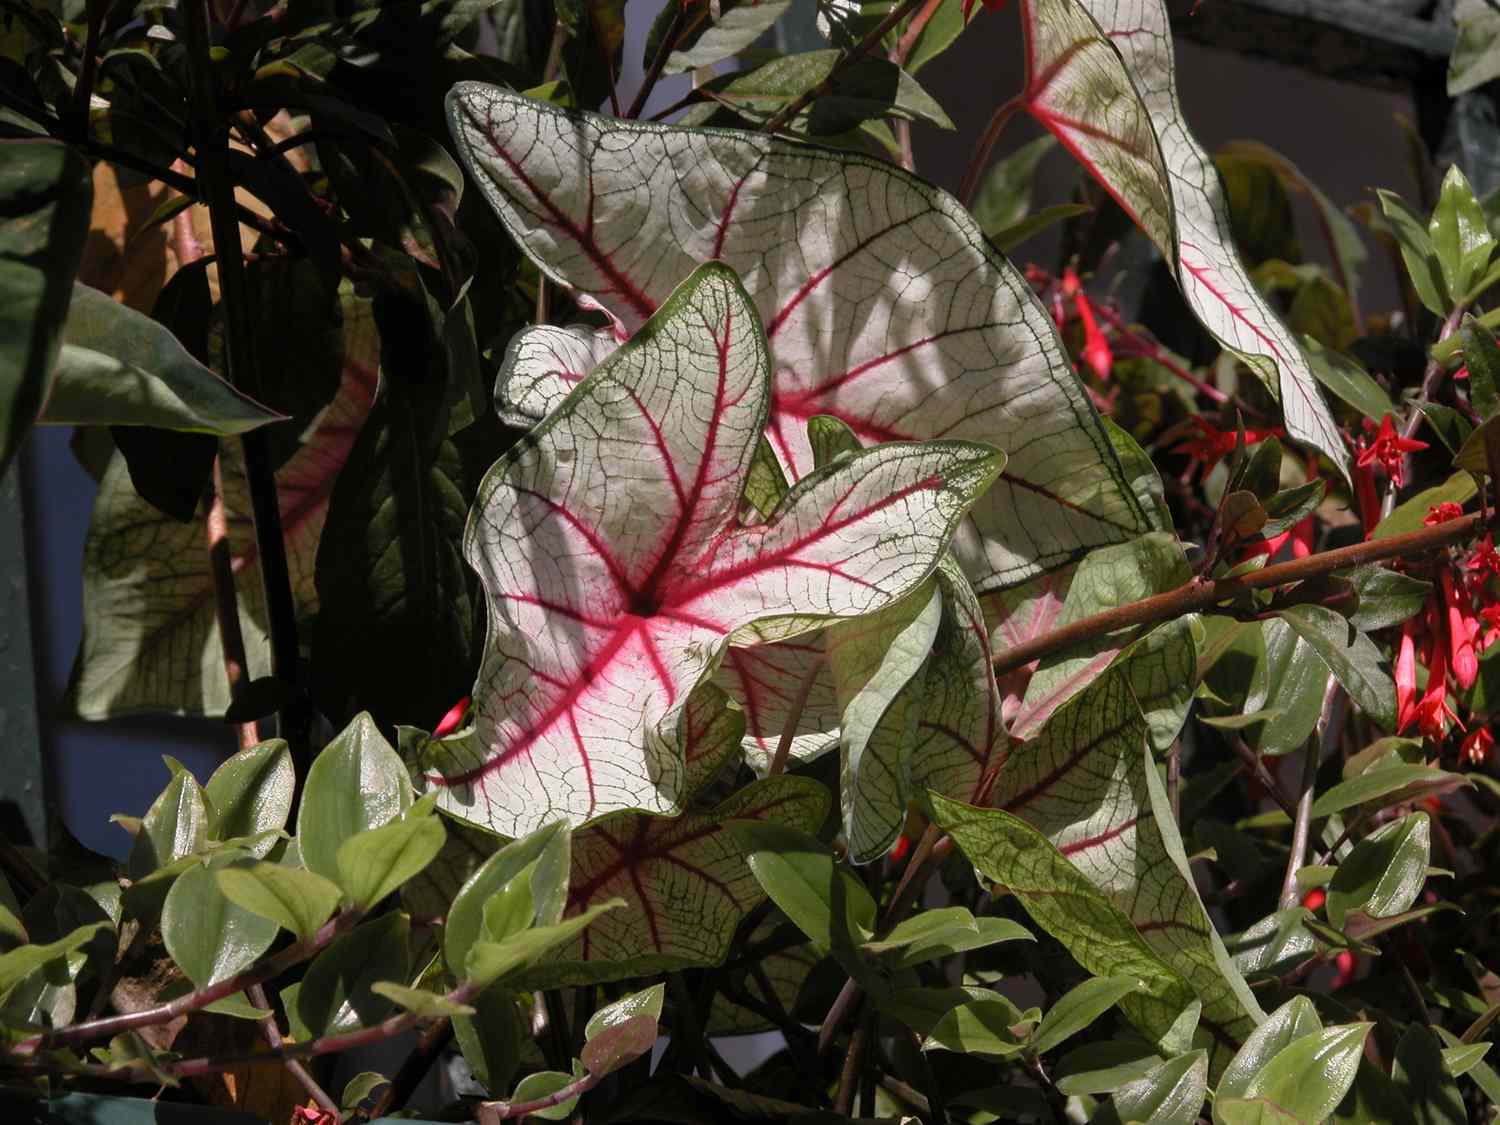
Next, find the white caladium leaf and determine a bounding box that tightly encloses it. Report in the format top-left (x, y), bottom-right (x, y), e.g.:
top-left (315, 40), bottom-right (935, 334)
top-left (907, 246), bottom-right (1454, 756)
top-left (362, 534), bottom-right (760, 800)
top-left (830, 579), bottom-right (942, 864)
top-left (447, 83), bottom-right (1148, 594)
top-left (1015, 0), bottom-right (1347, 474)
top-left (716, 638), bottom-right (841, 773)
top-left (419, 263), bottom-right (1003, 836)
top-left (496, 323), bottom-right (617, 429)
top-left (993, 623), bottom-right (1262, 1070)
top-left (69, 302), bottom-right (378, 718)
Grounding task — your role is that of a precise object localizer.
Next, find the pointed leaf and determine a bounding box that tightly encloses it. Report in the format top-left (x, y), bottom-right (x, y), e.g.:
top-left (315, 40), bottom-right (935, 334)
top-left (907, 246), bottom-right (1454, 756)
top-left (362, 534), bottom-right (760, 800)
top-left (1112, 1050), bottom-right (1208, 1125)
top-left (585, 982), bottom-right (665, 1041)
top-left (533, 774), bottom-right (829, 985)
top-left (69, 299), bottom-right (378, 718)
top-left (1325, 812), bottom-right (1430, 929)
top-left (1033, 975), bottom-right (1145, 1056)
top-left (1014, 0), bottom-right (1346, 472)
top-left (161, 857), bottom-right (278, 988)
top-left (653, 0), bottom-right (792, 74)
top-left (1215, 995), bottom-right (1323, 1112)
top-left (299, 713), bottom-right (415, 886)
top-left (465, 899), bottom-right (623, 989)
top-left (204, 739), bottom-right (294, 858)
top-left (580, 1012), bottom-right (657, 1077)
top-left (41, 285), bottom-right (286, 433)
top-left (729, 819), bottom-right (874, 960)
top-left (442, 820), bottom-right (572, 977)
top-left (924, 998), bottom-right (1031, 1057)
top-left (1277, 604), bottom-right (1395, 732)
top-left (0, 140), bottom-right (92, 478)
top-left (1223, 1024), bottom-right (1370, 1125)
top-left (1311, 765), bottom-right (1464, 820)
top-left (216, 861), bottom-right (343, 942)
top-left (368, 981), bottom-right (475, 1018)
top-left (335, 807), bottom-right (446, 911)
top-left (294, 912), bottom-right (410, 1039)
top-left (127, 758), bottom-right (209, 879)
top-left (449, 85), bottom-right (1148, 596)
top-left (1055, 1040), bottom-right (1164, 1096)
top-left (421, 263), bottom-right (1001, 835)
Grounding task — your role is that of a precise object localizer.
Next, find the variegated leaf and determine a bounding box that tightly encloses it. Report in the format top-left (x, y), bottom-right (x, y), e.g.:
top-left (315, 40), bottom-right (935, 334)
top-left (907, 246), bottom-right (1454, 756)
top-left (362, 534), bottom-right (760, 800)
top-left (1014, 0), bottom-right (1346, 473)
top-left (495, 323), bottom-right (617, 429)
top-left (449, 84), bottom-right (1149, 595)
top-left (993, 623), bottom-right (1262, 1070)
top-left (419, 264), bottom-right (1002, 836)
top-left (68, 300), bottom-right (378, 718)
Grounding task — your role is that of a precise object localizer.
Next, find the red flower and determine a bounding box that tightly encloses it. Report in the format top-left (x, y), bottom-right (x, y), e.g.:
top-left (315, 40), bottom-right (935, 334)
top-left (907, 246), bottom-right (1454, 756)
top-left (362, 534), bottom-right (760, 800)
top-left (1171, 417), bottom-right (1281, 479)
top-left (1469, 535), bottom-right (1500, 577)
top-left (1352, 460), bottom-right (1381, 537)
top-left (1462, 724), bottom-right (1494, 765)
top-left (433, 695), bottom-right (472, 738)
top-left (1426, 502), bottom-right (1466, 527)
top-left (1482, 604), bottom-right (1500, 650)
top-left (1075, 291), bottom-right (1113, 382)
top-left (1301, 888), bottom-right (1326, 912)
top-left (1243, 512), bottom-right (1314, 561)
top-left (1395, 617), bottom-right (1419, 732)
top-left (1442, 569), bottom-right (1480, 690)
top-left (292, 1109), bottom-right (337, 1125)
top-left (1355, 414), bottom-right (1428, 487)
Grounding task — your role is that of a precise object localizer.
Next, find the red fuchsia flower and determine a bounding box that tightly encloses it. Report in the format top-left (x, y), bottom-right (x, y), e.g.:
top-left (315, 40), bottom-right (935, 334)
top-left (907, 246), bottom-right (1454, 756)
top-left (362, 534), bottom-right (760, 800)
top-left (1463, 724), bottom-right (1494, 765)
top-left (1442, 569), bottom-right (1480, 690)
top-left (1396, 616), bottom-right (1420, 731)
top-left (1058, 267), bottom-right (1113, 381)
top-left (433, 695), bottom-right (472, 738)
top-left (1355, 414), bottom-right (1428, 488)
top-left (1468, 535), bottom-right (1500, 578)
top-left (1455, 365), bottom-right (1470, 380)
top-left (1403, 597), bottom-right (1463, 741)
top-left (1352, 459), bottom-right (1381, 537)
top-left (1170, 417), bottom-right (1282, 480)
top-left (1301, 888), bottom-right (1327, 912)
top-left (292, 1109), bottom-right (337, 1125)
top-left (1426, 502), bottom-right (1466, 527)
top-left (1481, 604), bottom-right (1500, 651)
top-left (1331, 949), bottom-right (1359, 989)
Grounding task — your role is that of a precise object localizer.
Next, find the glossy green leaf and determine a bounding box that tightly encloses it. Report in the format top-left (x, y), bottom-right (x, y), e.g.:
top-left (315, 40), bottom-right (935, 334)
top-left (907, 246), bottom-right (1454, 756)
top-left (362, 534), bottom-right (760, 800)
top-left (864, 909), bottom-right (1032, 969)
top-left (1277, 604), bottom-right (1395, 731)
top-left (41, 285), bottom-right (285, 434)
top-left (1054, 1039), bottom-right (1163, 1096)
top-left (924, 998), bottom-right (1031, 1057)
top-left (126, 758), bottom-right (209, 880)
top-left (1430, 165), bottom-right (1495, 303)
top-left (1344, 565), bottom-right (1431, 632)
top-left (368, 980), bottom-right (475, 1017)
top-left (1462, 314), bottom-right (1500, 421)
top-left (1300, 337), bottom-right (1397, 423)
top-left (334, 805), bottom-right (446, 911)
top-left (1033, 975), bottom-right (1145, 1056)
top-left (0, 140), bottom-right (91, 478)
top-left (0, 923), bottom-right (110, 995)
top-left (1311, 765), bottom-right (1465, 820)
top-left (340, 1072), bottom-right (390, 1113)
top-left (1326, 812), bottom-right (1430, 928)
top-left (1441, 1039), bottom-right (1492, 1079)
top-left (1393, 1024), bottom-right (1467, 1125)
top-left (298, 712), bottom-right (414, 886)
top-left (161, 858), bottom-right (278, 988)
top-left (508, 1062), bottom-right (585, 1121)
top-left (294, 912), bottom-right (409, 1039)
top-left (216, 861), bottom-right (343, 942)
top-left (1379, 189), bottom-right (1449, 315)
top-left (442, 820), bottom-right (571, 977)
top-left (585, 982), bottom-right (665, 1041)
top-left (204, 740), bottom-right (294, 858)
top-left (580, 1012), bottom-right (657, 1076)
top-left (728, 820), bottom-right (875, 957)
top-left (454, 987), bottom-right (523, 1094)
top-left (1223, 1023), bottom-right (1369, 1125)
top-left (464, 899), bottom-right (623, 989)
top-left (1112, 1049), bottom-right (1208, 1125)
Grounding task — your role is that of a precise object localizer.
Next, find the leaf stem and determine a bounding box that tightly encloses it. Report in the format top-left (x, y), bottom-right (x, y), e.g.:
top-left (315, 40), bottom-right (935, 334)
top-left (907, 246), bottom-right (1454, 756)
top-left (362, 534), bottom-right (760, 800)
top-left (65, 0), bottom-right (108, 143)
top-left (10, 911), bottom-right (357, 1057)
top-left (246, 982), bottom-right (339, 1118)
top-left (480, 1065), bottom-right (605, 1121)
top-left (991, 512), bottom-right (1488, 677)
top-left (207, 457), bottom-right (259, 750)
top-left (627, 3), bottom-right (686, 120)
top-left (832, 1007), bottom-right (870, 1116)
top-left (1278, 678), bottom-right (1340, 910)
top-left (364, 1016), bottom-right (454, 1120)
top-left (766, 660), bottom-right (820, 776)
top-left (958, 94), bottom-right (1024, 208)
top-left (181, 0), bottom-right (311, 773)
top-left (761, 0), bottom-right (932, 135)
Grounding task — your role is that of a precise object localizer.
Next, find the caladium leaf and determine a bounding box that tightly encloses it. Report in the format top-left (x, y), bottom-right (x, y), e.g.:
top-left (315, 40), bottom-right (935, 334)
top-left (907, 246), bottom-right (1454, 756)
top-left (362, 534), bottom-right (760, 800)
top-left (449, 84), bottom-right (1148, 595)
top-left (68, 299), bottom-right (378, 719)
top-left (496, 323), bottom-right (617, 430)
top-left (992, 623), bottom-right (1262, 1070)
top-left (1013, 0), bottom-right (1346, 473)
top-left (716, 637), bottom-right (841, 774)
top-left (418, 263), bottom-right (1002, 835)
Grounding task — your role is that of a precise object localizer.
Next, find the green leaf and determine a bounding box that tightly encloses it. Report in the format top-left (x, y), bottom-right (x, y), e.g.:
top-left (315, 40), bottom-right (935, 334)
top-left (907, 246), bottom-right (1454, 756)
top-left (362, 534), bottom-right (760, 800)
top-left (368, 980), bottom-right (475, 1017)
top-left (1393, 1025), bottom-right (1467, 1125)
top-left (1461, 314), bottom-right (1500, 422)
top-left (161, 858), bottom-right (278, 988)
top-left (1441, 1039), bottom-right (1492, 1079)
top-left (1300, 337), bottom-right (1397, 422)
top-left (1371, 473), bottom-right (1476, 540)
top-left (480, 860), bottom-right (536, 946)
top-left (1221, 1023), bottom-right (1369, 1125)
top-left (508, 1063), bottom-right (585, 1121)
top-left (464, 899), bottom-right (624, 989)
top-left (0, 140), bottom-right (91, 478)
top-left (1344, 565), bottom-right (1431, 632)
top-left (1457, 411), bottom-right (1500, 476)
top-left (204, 740), bottom-right (294, 858)
top-left (294, 912), bottom-right (409, 1039)
top-left (924, 997), bottom-right (1031, 1057)
top-left (903, 0), bottom-right (978, 73)
top-left (127, 758), bottom-right (209, 880)
top-left (1430, 165), bottom-right (1495, 304)
top-left (971, 136), bottom-right (1058, 242)
top-left (728, 820), bottom-right (875, 957)
top-left (651, 0), bottom-right (791, 74)
top-left (298, 712), bottom-right (414, 886)
top-left (1277, 604), bottom-right (1395, 732)
top-left (443, 820), bottom-right (571, 977)
top-left (1054, 1039), bottom-right (1163, 1096)
top-left (340, 1072), bottom-right (390, 1113)
top-left (334, 805), bottom-right (446, 911)
top-left (989, 202), bottom-right (1093, 253)
top-left (585, 982), bottom-right (665, 1041)
top-left (216, 861), bottom-right (343, 942)
top-left (454, 987), bottom-right (523, 1093)
top-left (864, 909), bottom-right (1032, 969)
top-left (580, 1012), bottom-right (657, 1076)
top-left (1311, 765), bottom-right (1466, 820)
top-left (1112, 1049), bottom-right (1208, 1125)
top-left (1380, 189), bottom-right (1450, 314)
top-left (1326, 812), bottom-right (1431, 928)
top-left (1033, 975), bottom-right (1145, 1056)
top-left (1451, 4), bottom-right (1500, 95)
top-left (0, 922), bottom-right (111, 995)
top-left (41, 285), bottom-right (286, 434)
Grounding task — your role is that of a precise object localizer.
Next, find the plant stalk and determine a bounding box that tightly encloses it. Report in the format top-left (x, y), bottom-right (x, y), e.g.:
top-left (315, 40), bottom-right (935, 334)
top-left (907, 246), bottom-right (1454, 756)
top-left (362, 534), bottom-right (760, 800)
top-left (246, 983), bottom-right (339, 1117)
top-left (992, 511), bottom-right (1487, 677)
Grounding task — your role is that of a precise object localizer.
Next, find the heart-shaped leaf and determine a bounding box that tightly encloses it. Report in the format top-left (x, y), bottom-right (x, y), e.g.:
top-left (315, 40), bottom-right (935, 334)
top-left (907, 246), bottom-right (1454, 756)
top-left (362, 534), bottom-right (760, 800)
top-left (69, 297), bottom-right (378, 719)
top-left (1012, 0), bottom-right (1346, 474)
top-left (448, 84), bottom-right (1147, 597)
top-left (418, 263), bottom-right (1002, 835)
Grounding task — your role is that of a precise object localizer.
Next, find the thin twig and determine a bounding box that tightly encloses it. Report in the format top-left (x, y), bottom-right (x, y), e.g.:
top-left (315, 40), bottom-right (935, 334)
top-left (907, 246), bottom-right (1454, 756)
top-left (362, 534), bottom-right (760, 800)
top-left (1278, 679), bottom-right (1341, 910)
top-left (206, 457), bottom-right (259, 750)
top-left (626, 4), bottom-right (685, 120)
top-left (958, 94), bottom-right (1024, 207)
top-left (364, 1017), bottom-right (454, 1120)
top-left (246, 983), bottom-right (338, 1117)
top-left (66, 0), bottom-right (107, 142)
top-left (1230, 740), bottom-right (1297, 820)
top-left (992, 512), bottom-right (1488, 677)
top-left (767, 661), bottom-right (820, 776)
top-left (832, 1008), bottom-right (870, 1116)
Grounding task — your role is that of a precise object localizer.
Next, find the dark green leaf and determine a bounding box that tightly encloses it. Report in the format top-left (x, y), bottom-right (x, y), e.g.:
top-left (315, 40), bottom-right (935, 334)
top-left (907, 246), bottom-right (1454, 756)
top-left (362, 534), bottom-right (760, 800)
top-left (1225, 909), bottom-right (1317, 979)
top-left (1311, 765), bottom-right (1466, 820)
top-left (454, 986), bottom-right (523, 1093)
top-left (971, 136), bottom-right (1057, 242)
top-left (1344, 565), bottom-right (1431, 632)
top-left (1461, 314), bottom-right (1500, 421)
top-left (0, 140), bottom-right (91, 478)
top-left (1277, 604), bottom-right (1395, 732)
top-left (1054, 1039), bottom-right (1163, 1096)
top-left (1111, 1050), bottom-right (1208, 1125)
top-left (1301, 337), bottom-right (1395, 423)
top-left (1393, 1025), bottom-right (1467, 1125)
top-left (294, 912), bottom-right (410, 1039)
top-left (1033, 975), bottom-right (1145, 1056)
top-left (1326, 812), bottom-right (1430, 929)
top-left (727, 820), bottom-right (875, 957)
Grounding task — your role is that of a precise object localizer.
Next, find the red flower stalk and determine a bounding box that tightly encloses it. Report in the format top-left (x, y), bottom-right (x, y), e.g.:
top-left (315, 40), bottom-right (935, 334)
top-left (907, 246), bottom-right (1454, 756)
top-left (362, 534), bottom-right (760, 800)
top-left (1355, 414), bottom-right (1428, 487)
top-left (1462, 724), bottom-right (1494, 766)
